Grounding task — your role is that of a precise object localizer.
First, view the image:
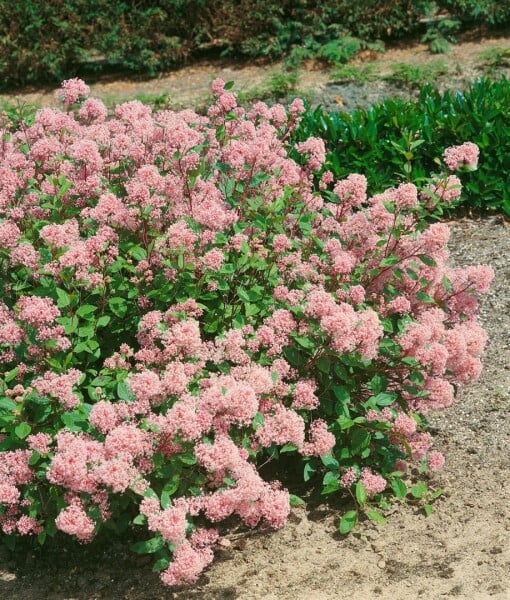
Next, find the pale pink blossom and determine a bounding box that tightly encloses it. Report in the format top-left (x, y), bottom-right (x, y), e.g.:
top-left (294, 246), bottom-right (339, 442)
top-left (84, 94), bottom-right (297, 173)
top-left (443, 142), bottom-right (479, 171)
top-left (56, 78), bottom-right (90, 106)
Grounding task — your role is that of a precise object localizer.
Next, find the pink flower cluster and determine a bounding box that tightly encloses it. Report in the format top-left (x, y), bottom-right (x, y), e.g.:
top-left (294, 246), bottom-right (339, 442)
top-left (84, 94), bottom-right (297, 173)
top-left (0, 78), bottom-right (492, 587)
top-left (443, 142), bottom-right (479, 171)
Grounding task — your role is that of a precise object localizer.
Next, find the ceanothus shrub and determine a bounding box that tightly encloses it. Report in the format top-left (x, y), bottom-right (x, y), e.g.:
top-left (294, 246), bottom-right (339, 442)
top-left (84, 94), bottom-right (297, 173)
top-left (0, 78), bottom-right (492, 586)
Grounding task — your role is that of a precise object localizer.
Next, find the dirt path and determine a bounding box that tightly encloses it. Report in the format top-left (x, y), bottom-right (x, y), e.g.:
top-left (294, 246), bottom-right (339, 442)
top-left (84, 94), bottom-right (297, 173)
top-left (1, 35), bottom-right (509, 111)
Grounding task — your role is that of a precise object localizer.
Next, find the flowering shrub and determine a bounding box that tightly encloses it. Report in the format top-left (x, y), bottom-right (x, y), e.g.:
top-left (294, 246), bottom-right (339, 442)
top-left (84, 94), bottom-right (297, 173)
top-left (0, 78), bottom-right (493, 586)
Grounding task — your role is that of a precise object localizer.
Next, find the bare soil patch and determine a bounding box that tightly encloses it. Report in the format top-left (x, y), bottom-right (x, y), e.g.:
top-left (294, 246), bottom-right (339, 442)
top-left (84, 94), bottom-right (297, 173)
top-left (1, 35), bottom-right (509, 111)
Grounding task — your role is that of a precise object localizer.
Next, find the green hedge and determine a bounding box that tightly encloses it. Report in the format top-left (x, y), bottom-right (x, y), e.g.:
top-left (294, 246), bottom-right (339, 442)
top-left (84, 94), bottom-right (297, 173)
top-left (294, 77), bottom-right (510, 216)
top-left (438, 0), bottom-right (510, 26)
top-left (0, 1), bottom-right (455, 88)
top-left (0, 1), bottom-right (196, 87)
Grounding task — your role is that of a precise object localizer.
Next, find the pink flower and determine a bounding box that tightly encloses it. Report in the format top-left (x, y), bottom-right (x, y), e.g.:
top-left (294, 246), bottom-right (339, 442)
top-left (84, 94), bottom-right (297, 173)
top-left (147, 504), bottom-right (188, 544)
top-left (443, 142), bottom-right (479, 171)
top-left (56, 78), bottom-right (90, 106)
top-left (211, 78), bottom-right (226, 95)
top-left (55, 499), bottom-right (95, 542)
top-left (255, 404), bottom-right (305, 449)
top-left (201, 248), bottom-right (224, 270)
top-left (40, 219), bottom-right (81, 248)
top-left (360, 468), bottom-right (386, 496)
top-left (333, 174), bottom-right (367, 208)
top-left (395, 183), bottom-right (418, 209)
top-left (428, 451), bottom-right (445, 471)
top-left (0, 482), bottom-right (20, 504)
top-left (128, 370), bottom-right (162, 405)
top-left (292, 380), bottom-right (319, 410)
top-left (16, 296), bottom-right (60, 328)
top-left (32, 369), bottom-right (82, 410)
top-left (0, 220), bottom-right (21, 248)
top-left (340, 467), bottom-right (357, 488)
top-left (160, 541), bottom-right (214, 586)
top-left (300, 420), bottom-right (335, 457)
top-left (296, 137), bottom-right (326, 171)
top-left (78, 98), bottom-right (108, 122)
top-left (16, 515), bottom-right (41, 535)
top-left (89, 400), bottom-right (120, 434)
top-left (104, 423), bottom-right (153, 460)
top-left (27, 433), bottom-right (52, 454)
top-left (393, 413), bottom-right (417, 437)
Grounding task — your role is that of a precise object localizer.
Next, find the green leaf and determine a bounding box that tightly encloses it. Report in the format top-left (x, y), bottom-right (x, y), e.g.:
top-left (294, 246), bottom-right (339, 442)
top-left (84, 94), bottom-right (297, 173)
top-left (316, 356), bottom-right (331, 374)
top-left (5, 367), bottom-right (19, 383)
top-left (130, 536), bottom-right (165, 554)
top-left (355, 482), bottom-right (367, 507)
top-left (132, 514), bottom-right (146, 525)
top-left (350, 428), bottom-right (371, 454)
top-left (96, 315), bottom-right (111, 328)
top-left (410, 481), bottom-right (428, 499)
top-left (336, 415), bottom-right (354, 429)
top-left (369, 374), bottom-right (385, 395)
top-left (108, 297), bottom-right (127, 318)
top-left (423, 504), bottom-right (433, 517)
top-left (303, 461), bottom-right (316, 482)
top-left (320, 453), bottom-right (339, 470)
top-left (129, 246), bottom-right (147, 261)
top-left (15, 422), bottom-right (32, 439)
top-left (373, 392), bottom-right (397, 407)
top-left (152, 557), bottom-right (171, 572)
top-left (0, 397), bottom-right (16, 411)
top-left (56, 288), bottom-right (70, 308)
top-left (418, 254), bottom-right (437, 267)
top-left (280, 443), bottom-right (297, 453)
top-left (380, 255), bottom-right (400, 267)
top-left (76, 304), bottom-right (97, 318)
top-left (294, 335), bottom-right (314, 350)
top-left (442, 274), bottom-right (454, 293)
top-left (322, 471), bottom-right (340, 494)
top-left (289, 494), bottom-right (305, 507)
top-left (339, 510), bottom-right (358, 534)
top-left (160, 476), bottom-right (180, 508)
top-left (391, 478), bottom-right (407, 499)
top-left (365, 509), bottom-right (387, 524)
top-left (78, 325), bottom-right (95, 339)
top-left (117, 380), bottom-right (135, 401)
top-left (415, 291), bottom-right (435, 304)
top-left (333, 386), bottom-right (350, 403)
top-left (29, 451), bottom-right (40, 465)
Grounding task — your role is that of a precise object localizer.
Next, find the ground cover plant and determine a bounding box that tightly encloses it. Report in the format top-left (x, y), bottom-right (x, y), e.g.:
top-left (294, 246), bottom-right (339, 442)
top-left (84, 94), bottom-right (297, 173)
top-left (0, 79), bottom-right (493, 587)
top-left (296, 77), bottom-right (510, 216)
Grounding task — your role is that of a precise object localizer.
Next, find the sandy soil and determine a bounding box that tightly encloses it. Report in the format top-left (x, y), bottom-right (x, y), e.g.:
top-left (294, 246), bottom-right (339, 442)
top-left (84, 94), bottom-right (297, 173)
top-left (0, 36), bottom-right (509, 600)
top-left (1, 35), bottom-right (509, 111)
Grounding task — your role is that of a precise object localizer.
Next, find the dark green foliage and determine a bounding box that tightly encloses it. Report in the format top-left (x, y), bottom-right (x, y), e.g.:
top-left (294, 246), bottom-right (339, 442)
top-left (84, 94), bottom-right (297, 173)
top-left (0, 1), bottom-right (430, 89)
top-left (2, 1), bottom-right (510, 88)
top-left (0, 1), bottom-right (199, 88)
top-left (295, 77), bottom-right (510, 215)
top-left (436, 0), bottom-right (510, 26)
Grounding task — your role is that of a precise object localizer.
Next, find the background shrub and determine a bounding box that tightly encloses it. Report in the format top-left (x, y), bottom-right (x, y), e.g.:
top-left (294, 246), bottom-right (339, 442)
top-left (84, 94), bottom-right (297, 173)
top-left (294, 77), bottom-right (510, 215)
top-left (4, 1), bottom-right (510, 89)
top-left (436, 0), bottom-right (510, 26)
